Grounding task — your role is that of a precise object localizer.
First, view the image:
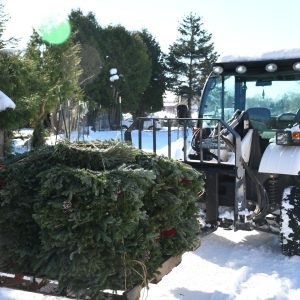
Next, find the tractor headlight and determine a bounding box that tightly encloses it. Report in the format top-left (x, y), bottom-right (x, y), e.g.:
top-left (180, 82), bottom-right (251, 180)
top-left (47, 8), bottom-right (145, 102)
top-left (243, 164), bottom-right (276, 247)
top-left (276, 130), bottom-right (300, 145)
top-left (265, 63), bottom-right (278, 72)
top-left (276, 131), bottom-right (292, 145)
top-left (236, 65), bottom-right (247, 74)
top-left (213, 66), bottom-right (224, 74)
top-left (293, 62), bottom-right (300, 72)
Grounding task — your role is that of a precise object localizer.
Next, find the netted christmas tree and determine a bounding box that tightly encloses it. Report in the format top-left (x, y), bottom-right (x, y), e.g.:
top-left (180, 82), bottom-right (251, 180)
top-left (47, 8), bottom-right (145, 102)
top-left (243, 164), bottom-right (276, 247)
top-left (0, 140), bottom-right (203, 297)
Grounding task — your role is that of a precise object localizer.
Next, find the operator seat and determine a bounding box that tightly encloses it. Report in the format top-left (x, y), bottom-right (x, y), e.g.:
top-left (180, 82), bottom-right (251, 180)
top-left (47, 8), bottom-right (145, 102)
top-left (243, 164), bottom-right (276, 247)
top-left (246, 107), bottom-right (271, 131)
top-left (246, 107), bottom-right (272, 169)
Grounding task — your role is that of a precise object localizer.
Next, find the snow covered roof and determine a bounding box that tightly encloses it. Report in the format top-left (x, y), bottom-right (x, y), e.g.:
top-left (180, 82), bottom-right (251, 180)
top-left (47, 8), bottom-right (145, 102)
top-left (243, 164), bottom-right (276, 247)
top-left (218, 48), bottom-right (300, 63)
top-left (0, 91), bottom-right (16, 112)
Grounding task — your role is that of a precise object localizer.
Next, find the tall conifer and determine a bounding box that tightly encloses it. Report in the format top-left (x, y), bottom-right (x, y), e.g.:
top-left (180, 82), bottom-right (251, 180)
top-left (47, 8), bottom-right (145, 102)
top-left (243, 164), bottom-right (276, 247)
top-left (167, 13), bottom-right (218, 114)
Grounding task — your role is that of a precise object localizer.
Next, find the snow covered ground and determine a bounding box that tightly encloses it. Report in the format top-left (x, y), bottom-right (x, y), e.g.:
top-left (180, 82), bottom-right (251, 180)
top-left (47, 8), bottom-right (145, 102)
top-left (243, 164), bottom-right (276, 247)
top-left (2, 228), bottom-right (300, 300)
top-left (2, 128), bottom-right (300, 300)
top-left (145, 229), bottom-right (300, 300)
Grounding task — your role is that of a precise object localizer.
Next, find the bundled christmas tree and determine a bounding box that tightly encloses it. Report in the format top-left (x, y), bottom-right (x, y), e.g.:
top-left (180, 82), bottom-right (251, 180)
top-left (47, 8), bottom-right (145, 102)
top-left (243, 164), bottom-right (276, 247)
top-left (0, 140), bottom-right (203, 297)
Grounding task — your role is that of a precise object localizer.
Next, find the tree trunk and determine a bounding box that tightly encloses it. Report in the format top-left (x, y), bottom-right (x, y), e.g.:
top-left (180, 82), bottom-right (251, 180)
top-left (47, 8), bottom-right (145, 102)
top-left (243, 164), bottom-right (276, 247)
top-left (32, 101), bottom-right (47, 148)
top-left (0, 129), bottom-right (4, 158)
top-left (187, 95), bottom-right (192, 118)
top-left (109, 103), bottom-right (121, 129)
top-left (51, 107), bottom-right (60, 133)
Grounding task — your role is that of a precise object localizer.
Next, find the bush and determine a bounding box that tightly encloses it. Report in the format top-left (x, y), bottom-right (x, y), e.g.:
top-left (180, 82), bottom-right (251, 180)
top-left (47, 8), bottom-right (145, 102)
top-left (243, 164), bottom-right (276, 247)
top-left (0, 140), bottom-right (203, 297)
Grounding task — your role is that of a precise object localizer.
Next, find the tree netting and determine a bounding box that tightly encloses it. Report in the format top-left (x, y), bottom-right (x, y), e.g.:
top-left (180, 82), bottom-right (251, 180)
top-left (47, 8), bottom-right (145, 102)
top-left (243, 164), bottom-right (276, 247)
top-left (0, 140), bottom-right (203, 297)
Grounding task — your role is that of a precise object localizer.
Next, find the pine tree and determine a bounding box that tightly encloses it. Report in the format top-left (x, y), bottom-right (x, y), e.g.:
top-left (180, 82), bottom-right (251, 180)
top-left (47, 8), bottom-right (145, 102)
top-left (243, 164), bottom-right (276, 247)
top-left (167, 13), bottom-right (218, 115)
top-left (135, 29), bottom-right (167, 116)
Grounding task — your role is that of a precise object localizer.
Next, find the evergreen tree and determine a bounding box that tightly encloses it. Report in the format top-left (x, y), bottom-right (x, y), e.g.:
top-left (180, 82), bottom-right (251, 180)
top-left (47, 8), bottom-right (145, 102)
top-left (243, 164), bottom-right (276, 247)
top-left (0, 51), bottom-right (34, 130)
top-left (0, 1), bottom-right (26, 156)
top-left (135, 29), bottom-right (167, 116)
top-left (167, 13), bottom-right (218, 115)
top-left (70, 10), bottom-right (152, 126)
top-left (69, 10), bottom-right (103, 88)
top-left (23, 32), bottom-right (83, 147)
top-left (100, 25), bottom-right (151, 126)
top-left (69, 9), bottom-right (108, 115)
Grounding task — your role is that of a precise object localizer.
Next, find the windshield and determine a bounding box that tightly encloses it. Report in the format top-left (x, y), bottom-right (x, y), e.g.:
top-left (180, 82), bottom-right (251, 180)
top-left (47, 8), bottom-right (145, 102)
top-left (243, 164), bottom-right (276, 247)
top-left (200, 73), bottom-right (300, 136)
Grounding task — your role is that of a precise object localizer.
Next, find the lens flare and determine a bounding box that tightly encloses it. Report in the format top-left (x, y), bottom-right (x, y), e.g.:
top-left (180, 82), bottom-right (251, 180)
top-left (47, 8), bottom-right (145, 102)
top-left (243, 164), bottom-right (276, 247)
top-left (38, 17), bottom-right (71, 45)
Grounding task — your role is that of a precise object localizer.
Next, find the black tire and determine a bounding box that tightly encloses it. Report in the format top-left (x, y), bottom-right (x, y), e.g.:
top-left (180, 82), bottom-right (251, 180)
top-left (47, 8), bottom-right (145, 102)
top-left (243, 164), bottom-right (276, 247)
top-left (280, 186), bottom-right (300, 256)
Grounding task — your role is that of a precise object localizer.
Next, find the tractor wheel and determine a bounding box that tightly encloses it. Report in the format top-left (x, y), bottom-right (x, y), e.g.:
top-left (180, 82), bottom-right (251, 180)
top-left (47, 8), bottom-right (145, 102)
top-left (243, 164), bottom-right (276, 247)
top-left (280, 186), bottom-right (300, 256)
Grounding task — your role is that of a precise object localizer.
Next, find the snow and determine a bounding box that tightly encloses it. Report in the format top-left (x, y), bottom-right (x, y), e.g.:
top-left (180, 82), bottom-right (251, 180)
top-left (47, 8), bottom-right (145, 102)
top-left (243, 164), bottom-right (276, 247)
top-left (218, 207), bottom-right (234, 221)
top-left (3, 128), bottom-right (300, 300)
top-left (219, 48), bottom-right (300, 63)
top-left (281, 187), bottom-right (294, 243)
top-left (0, 91), bottom-right (16, 112)
top-left (144, 229), bottom-right (300, 300)
top-left (0, 288), bottom-right (69, 300)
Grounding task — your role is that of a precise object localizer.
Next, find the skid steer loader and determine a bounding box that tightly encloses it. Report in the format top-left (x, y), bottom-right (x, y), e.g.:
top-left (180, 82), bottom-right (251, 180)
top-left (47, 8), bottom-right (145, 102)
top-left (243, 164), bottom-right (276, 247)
top-left (125, 52), bottom-right (300, 256)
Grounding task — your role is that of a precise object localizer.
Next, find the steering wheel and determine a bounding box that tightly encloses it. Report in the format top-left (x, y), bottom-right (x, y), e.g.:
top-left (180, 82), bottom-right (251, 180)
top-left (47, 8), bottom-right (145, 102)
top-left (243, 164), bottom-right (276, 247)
top-left (277, 113), bottom-right (296, 121)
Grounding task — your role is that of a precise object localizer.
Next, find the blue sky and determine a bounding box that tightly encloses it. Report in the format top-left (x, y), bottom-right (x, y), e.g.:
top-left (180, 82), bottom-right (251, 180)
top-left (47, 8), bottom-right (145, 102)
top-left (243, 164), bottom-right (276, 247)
top-left (2, 0), bottom-right (300, 57)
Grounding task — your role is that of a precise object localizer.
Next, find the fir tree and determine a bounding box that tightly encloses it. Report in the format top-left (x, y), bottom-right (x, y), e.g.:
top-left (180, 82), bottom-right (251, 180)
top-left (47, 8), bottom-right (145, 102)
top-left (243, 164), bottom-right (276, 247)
top-left (135, 29), bottom-right (167, 117)
top-left (167, 13), bottom-right (218, 115)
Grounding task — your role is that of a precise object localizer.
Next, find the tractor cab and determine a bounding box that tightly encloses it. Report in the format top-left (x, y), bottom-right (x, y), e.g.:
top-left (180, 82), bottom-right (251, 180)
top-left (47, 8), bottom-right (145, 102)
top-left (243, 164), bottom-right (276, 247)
top-left (199, 58), bottom-right (300, 146)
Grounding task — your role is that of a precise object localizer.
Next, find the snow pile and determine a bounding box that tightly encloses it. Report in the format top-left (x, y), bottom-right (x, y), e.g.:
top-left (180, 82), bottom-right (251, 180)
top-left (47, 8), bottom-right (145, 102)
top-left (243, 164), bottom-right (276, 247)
top-left (0, 91), bottom-right (16, 112)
